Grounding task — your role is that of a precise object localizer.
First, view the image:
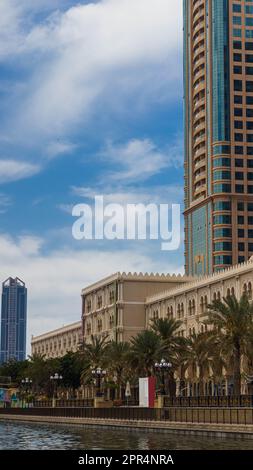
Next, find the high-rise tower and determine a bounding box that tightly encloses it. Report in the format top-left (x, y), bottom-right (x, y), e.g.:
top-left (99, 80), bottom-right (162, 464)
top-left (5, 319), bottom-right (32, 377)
top-left (0, 277), bottom-right (27, 363)
top-left (184, 0), bottom-right (253, 275)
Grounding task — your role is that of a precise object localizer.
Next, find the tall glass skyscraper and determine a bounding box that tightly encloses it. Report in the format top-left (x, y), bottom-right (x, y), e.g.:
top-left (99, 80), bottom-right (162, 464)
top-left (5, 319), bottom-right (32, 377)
top-left (0, 277), bottom-right (27, 363)
top-left (184, 0), bottom-right (253, 275)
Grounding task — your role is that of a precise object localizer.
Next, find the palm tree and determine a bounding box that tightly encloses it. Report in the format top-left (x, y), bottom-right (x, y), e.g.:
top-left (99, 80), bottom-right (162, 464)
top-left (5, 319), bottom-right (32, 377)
top-left (130, 330), bottom-right (163, 377)
top-left (206, 294), bottom-right (253, 395)
top-left (151, 318), bottom-right (185, 396)
top-left (185, 333), bottom-right (214, 396)
top-left (105, 341), bottom-right (131, 399)
top-left (80, 335), bottom-right (110, 385)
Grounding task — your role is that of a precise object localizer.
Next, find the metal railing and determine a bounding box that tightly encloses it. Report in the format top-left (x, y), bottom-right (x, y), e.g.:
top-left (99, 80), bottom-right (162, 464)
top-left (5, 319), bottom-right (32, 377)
top-left (33, 398), bottom-right (94, 408)
top-left (1, 406), bottom-right (253, 425)
top-left (164, 395), bottom-right (253, 408)
top-left (0, 407), bottom-right (166, 421)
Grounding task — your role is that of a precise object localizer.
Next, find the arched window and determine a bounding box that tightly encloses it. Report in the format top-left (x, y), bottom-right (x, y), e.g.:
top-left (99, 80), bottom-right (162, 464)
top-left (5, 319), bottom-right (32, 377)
top-left (226, 288), bottom-right (231, 298)
top-left (181, 303), bottom-right (184, 317)
top-left (231, 287), bottom-right (235, 297)
top-left (200, 296), bottom-right (204, 314)
top-left (189, 300), bottom-right (192, 315)
top-left (177, 304), bottom-right (181, 317)
top-left (248, 282), bottom-right (252, 300)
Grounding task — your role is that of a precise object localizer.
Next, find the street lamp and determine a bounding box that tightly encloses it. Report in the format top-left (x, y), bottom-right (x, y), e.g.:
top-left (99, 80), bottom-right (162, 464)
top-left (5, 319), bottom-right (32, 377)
top-left (154, 359), bottom-right (172, 396)
top-left (50, 373), bottom-right (63, 406)
top-left (21, 378), bottom-right (33, 407)
top-left (91, 367), bottom-right (107, 397)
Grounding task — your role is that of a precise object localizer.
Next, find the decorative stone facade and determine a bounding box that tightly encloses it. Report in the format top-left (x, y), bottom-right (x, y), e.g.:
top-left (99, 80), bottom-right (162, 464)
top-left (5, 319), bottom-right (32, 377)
top-left (31, 321), bottom-right (82, 359)
top-left (81, 272), bottom-right (193, 344)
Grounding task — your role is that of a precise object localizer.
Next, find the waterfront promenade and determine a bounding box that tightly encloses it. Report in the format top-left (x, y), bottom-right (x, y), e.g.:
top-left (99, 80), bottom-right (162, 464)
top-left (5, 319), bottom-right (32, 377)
top-left (1, 410), bottom-right (253, 440)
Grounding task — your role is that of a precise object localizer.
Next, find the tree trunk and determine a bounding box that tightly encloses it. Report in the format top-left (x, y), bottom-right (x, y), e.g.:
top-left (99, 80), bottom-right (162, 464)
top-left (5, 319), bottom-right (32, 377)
top-left (233, 345), bottom-right (241, 396)
top-left (168, 371), bottom-right (176, 397)
top-left (199, 367), bottom-right (204, 396)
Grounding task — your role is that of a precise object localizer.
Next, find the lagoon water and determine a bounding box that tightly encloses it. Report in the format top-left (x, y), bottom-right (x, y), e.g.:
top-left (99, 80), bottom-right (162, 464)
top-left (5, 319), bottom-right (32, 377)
top-left (0, 421), bottom-right (253, 450)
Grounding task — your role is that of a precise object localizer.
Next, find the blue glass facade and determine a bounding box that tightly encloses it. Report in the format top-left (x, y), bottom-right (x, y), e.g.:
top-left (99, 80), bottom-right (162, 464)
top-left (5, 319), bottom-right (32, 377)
top-left (212, 0), bottom-right (230, 143)
top-left (0, 277), bottom-right (27, 364)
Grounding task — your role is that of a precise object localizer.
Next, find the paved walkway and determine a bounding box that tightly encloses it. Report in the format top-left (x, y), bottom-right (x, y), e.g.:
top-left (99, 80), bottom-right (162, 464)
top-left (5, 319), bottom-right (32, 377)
top-left (1, 414), bottom-right (253, 438)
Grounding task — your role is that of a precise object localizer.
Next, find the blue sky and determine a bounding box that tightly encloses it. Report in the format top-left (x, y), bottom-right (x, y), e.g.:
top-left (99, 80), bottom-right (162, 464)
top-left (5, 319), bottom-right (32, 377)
top-left (0, 0), bottom-right (184, 340)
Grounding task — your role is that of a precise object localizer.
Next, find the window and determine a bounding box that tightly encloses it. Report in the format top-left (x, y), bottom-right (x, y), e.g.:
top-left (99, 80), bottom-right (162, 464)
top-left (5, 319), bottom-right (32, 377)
top-left (234, 53), bottom-right (242, 62)
top-left (246, 5), bottom-right (253, 15)
top-left (214, 255), bottom-right (232, 265)
top-left (246, 55), bottom-right (253, 64)
top-left (235, 121), bottom-right (243, 129)
top-left (235, 133), bottom-right (243, 141)
top-left (236, 185), bottom-right (244, 193)
top-left (213, 214), bottom-right (231, 225)
top-left (213, 201), bottom-right (231, 211)
top-left (234, 80), bottom-right (243, 91)
top-left (235, 147), bottom-right (244, 155)
top-left (246, 17), bottom-right (253, 27)
top-left (246, 81), bottom-right (253, 92)
top-left (246, 67), bottom-right (253, 75)
top-left (214, 228), bottom-right (232, 238)
top-left (234, 95), bottom-right (243, 104)
top-left (234, 108), bottom-right (243, 116)
top-left (213, 158), bottom-right (231, 167)
top-left (214, 242), bottom-right (232, 252)
top-left (234, 65), bottom-right (242, 74)
top-left (234, 40), bottom-right (242, 49)
top-left (233, 4), bottom-right (241, 13)
top-left (233, 16), bottom-right (242, 25)
top-left (213, 170), bottom-right (231, 181)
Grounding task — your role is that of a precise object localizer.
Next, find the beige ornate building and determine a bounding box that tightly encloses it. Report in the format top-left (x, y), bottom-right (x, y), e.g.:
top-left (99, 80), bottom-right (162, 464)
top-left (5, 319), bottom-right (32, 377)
top-left (81, 272), bottom-right (193, 343)
top-left (145, 258), bottom-right (253, 395)
top-left (31, 321), bottom-right (82, 359)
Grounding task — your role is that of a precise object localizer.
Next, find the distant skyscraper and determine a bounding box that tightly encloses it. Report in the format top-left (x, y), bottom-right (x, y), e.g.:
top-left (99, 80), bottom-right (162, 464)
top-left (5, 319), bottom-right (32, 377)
top-left (0, 277), bottom-right (27, 363)
top-left (184, 0), bottom-right (253, 276)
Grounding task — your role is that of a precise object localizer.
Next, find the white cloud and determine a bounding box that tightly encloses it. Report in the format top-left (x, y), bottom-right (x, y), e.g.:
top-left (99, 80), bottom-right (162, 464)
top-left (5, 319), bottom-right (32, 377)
top-left (46, 140), bottom-right (77, 159)
top-left (99, 138), bottom-right (182, 183)
top-left (0, 233), bottom-right (183, 350)
top-left (2, 0), bottom-right (182, 145)
top-left (0, 159), bottom-right (40, 184)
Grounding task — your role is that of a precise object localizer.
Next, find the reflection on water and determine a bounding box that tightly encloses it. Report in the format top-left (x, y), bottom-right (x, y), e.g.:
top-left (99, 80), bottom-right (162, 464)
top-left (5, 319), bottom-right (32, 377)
top-left (0, 421), bottom-right (252, 450)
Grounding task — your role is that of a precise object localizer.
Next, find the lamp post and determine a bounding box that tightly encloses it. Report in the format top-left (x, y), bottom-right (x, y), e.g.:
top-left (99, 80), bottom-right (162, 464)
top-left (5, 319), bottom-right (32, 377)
top-left (50, 373), bottom-right (63, 407)
top-left (154, 359), bottom-right (172, 396)
top-left (21, 378), bottom-right (33, 408)
top-left (91, 367), bottom-right (107, 397)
